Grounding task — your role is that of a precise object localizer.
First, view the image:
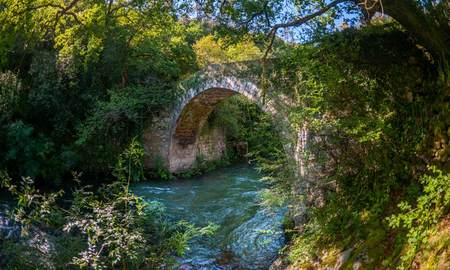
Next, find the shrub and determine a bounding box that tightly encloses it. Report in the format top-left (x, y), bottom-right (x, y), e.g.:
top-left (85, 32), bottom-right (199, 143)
top-left (388, 167), bottom-right (450, 269)
top-left (0, 142), bottom-right (216, 269)
top-left (76, 85), bottom-right (175, 172)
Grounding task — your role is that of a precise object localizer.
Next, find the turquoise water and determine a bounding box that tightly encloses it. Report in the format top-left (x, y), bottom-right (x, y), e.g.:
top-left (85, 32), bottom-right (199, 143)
top-left (131, 164), bottom-right (284, 270)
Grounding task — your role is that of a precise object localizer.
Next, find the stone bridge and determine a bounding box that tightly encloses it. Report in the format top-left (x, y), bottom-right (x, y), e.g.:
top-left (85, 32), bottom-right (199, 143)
top-left (143, 60), bottom-right (309, 175)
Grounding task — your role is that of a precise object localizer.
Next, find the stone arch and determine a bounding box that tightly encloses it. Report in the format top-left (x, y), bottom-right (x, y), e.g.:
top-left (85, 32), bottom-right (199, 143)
top-left (143, 62), bottom-right (306, 176)
top-left (167, 76), bottom-right (274, 172)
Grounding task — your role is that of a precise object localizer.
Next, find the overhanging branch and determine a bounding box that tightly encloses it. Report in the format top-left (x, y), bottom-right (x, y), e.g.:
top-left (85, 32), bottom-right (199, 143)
top-left (263, 0), bottom-right (348, 59)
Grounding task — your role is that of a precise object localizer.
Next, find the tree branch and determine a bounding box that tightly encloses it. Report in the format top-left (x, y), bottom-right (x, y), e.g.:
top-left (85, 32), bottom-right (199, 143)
top-left (238, 1), bottom-right (269, 29)
top-left (263, 0), bottom-right (348, 59)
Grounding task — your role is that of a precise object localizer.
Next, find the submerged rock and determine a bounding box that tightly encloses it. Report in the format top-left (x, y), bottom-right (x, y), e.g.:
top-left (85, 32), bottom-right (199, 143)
top-left (228, 208), bottom-right (286, 270)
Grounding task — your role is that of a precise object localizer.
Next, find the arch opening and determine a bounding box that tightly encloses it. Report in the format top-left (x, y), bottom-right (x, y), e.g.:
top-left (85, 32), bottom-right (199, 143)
top-left (170, 88), bottom-right (238, 172)
top-left (168, 84), bottom-right (271, 173)
top-left (142, 70), bottom-right (298, 177)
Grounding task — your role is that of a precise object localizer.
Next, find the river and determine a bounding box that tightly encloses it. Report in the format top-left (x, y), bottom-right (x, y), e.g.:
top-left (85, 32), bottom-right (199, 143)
top-left (131, 164), bottom-right (286, 270)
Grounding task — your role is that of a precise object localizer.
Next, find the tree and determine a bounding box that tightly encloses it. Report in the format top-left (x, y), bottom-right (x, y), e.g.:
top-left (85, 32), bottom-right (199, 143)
top-left (193, 34), bottom-right (262, 66)
top-left (0, 0), bottom-right (201, 178)
top-left (184, 0), bottom-right (449, 75)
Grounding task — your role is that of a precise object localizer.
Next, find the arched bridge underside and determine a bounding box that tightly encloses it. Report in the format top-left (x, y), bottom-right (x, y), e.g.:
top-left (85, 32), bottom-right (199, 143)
top-left (143, 61), bottom-right (305, 173)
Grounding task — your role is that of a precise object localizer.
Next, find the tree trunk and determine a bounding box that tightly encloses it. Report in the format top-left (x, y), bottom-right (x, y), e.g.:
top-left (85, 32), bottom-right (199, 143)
top-left (374, 0), bottom-right (449, 70)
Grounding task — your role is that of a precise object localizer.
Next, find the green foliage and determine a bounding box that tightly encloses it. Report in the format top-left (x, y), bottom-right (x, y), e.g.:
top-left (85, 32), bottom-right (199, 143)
top-left (0, 0), bottom-right (202, 179)
top-left (209, 95), bottom-right (284, 164)
top-left (193, 34), bottom-right (262, 67)
top-left (188, 0), bottom-right (450, 74)
top-left (0, 1), bottom-right (448, 268)
top-left (0, 145), bottom-right (214, 269)
top-left (147, 156), bottom-right (174, 181)
top-left (76, 85), bottom-right (175, 172)
top-left (2, 121), bottom-right (61, 180)
top-left (113, 137), bottom-right (146, 184)
top-left (0, 170), bottom-right (64, 228)
top-left (176, 155), bottom-right (232, 179)
top-left (271, 24), bottom-right (449, 268)
top-left (387, 167), bottom-right (450, 269)
top-left (0, 71), bottom-right (21, 121)
top-left (64, 183), bottom-right (153, 269)
top-left (0, 4), bottom-right (225, 267)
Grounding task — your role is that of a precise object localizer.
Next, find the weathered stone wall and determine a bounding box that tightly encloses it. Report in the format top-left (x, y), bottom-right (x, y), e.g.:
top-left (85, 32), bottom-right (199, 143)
top-left (144, 112), bottom-right (227, 172)
top-left (142, 111), bottom-right (171, 168)
top-left (197, 126), bottom-right (226, 162)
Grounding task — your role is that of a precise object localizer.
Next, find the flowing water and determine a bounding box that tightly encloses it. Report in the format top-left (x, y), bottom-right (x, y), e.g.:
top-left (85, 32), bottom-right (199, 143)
top-left (131, 164), bottom-right (286, 270)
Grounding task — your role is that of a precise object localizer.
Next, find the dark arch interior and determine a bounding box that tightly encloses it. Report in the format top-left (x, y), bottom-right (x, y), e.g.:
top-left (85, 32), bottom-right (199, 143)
top-left (169, 88), bottom-right (282, 173)
top-left (173, 88), bottom-right (237, 147)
